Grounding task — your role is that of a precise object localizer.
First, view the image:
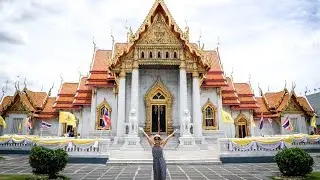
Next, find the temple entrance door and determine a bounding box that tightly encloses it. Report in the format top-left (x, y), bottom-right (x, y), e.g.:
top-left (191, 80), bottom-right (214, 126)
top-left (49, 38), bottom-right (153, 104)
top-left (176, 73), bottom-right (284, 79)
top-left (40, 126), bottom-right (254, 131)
top-left (238, 124), bottom-right (247, 138)
top-left (235, 116), bottom-right (250, 138)
top-left (144, 79), bottom-right (173, 135)
top-left (151, 105), bottom-right (166, 134)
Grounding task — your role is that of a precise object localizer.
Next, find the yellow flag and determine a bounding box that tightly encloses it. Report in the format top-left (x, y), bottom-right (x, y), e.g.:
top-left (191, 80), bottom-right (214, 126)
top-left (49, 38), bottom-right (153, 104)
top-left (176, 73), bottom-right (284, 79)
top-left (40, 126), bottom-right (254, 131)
top-left (18, 122), bottom-right (22, 133)
top-left (251, 116), bottom-right (256, 127)
top-left (59, 111), bottom-right (77, 127)
top-left (222, 109), bottom-right (234, 123)
top-left (311, 114), bottom-right (317, 128)
top-left (0, 116), bottom-right (6, 128)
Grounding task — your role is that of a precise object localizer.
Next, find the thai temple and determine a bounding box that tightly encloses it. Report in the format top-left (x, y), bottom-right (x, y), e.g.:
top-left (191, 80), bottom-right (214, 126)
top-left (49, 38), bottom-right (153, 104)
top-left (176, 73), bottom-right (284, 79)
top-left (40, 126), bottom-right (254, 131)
top-left (0, 0), bottom-right (316, 143)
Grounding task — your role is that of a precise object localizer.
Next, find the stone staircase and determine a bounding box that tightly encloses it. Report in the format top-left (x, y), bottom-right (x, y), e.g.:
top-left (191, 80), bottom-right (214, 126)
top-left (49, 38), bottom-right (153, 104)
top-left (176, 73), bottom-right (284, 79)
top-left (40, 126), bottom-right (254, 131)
top-left (107, 149), bottom-right (221, 165)
top-left (106, 135), bottom-right (222, 165)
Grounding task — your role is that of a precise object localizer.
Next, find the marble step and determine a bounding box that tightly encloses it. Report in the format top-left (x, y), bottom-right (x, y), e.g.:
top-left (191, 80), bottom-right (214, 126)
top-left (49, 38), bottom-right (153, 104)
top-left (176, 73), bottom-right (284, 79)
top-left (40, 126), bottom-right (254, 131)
top-left (107, 158), bottom-right (222, 165)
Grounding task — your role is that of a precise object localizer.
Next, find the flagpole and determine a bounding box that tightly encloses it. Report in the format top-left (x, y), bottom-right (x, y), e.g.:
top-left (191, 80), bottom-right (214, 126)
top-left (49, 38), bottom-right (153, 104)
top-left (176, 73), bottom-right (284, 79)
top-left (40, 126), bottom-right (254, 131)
top-left (40, 127), bottom-right (43, 137)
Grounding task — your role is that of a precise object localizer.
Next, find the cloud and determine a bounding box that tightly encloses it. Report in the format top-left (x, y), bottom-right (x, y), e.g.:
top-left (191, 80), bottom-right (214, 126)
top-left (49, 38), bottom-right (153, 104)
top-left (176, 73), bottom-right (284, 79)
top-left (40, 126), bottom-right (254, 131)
top-left (0, 0), bottom-right (319, 98)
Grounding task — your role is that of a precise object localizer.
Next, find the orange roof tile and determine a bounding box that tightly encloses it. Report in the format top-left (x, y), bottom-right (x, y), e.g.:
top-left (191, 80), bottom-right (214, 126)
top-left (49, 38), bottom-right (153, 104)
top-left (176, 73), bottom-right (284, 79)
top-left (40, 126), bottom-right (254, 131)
top-left (203, 50), bottom-right (221, 72)
top-left (91, 50), bottom-right (112, 72)
top-left (234, 83), bottom-right (254, 95)
top-left (58, 83), bottom-right (78, 95)
top-left (25, 90), bottom-right (47, 109)
top-left (232, 83), bottom-right (259, 110)
top-left (255, 97), bottom-right (269, 113)
top-left (297, 97), bottom-right (314, 112)
top-left (264, 91), bottom-right (286, 108)
top-left (55, 96), bottom-right (75, 103)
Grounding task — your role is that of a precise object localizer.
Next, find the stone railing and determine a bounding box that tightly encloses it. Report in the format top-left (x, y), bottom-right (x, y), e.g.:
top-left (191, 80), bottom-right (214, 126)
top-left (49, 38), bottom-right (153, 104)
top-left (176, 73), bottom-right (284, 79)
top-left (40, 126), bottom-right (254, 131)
top-left (0, 135), bottom-right (111, 157)
top-left (218, 135), bottom-right (320, 157)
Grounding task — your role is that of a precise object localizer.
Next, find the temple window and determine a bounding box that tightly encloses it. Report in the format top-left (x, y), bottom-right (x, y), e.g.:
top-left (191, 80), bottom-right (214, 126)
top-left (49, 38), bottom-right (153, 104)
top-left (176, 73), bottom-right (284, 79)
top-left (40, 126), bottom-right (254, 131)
top-left (158, 51), bottom-right (161, 58)
top-left (96, 100), bottom-right (112, 130)
top-left (202, 100), bottom-right (217, 130)
top-left (153, 92), bottom-right (165, 99)
top-left (149, 51), bottom-right (153, 58)
top-left (141, 51), bottom-right (145, 58)
top-left (166, 52), bottom-right (169, 59)
top-left (173, 52), bottom-right (177, 59)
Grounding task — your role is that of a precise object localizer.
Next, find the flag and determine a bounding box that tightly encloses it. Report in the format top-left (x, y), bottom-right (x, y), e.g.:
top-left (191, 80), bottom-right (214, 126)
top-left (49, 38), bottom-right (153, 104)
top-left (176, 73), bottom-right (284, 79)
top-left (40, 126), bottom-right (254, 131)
top-left (41, 121), bottom-right (51, 128)
top-left (259, 113), bottom-right (264, 130)
top-left (0, 116), bottom-right (6, 128)
top-left (268, 118), bottom-right (273, 124)
top-left (282, 116), bottom-right (292, 131)
top-left (25, 117), bottom-right (32, 132)
top-left (222, 110), bottom-right (234, 123)
top-left (250, 116), bottom-right (256, 127)
top-left (18, 122), bottom-right (22, 133)
top-left (102, 108), bottom-right (111, 129)
top-left (311, 114), bottom-right (317, 128)
top-left (59, 111), bottom-right (77, 127)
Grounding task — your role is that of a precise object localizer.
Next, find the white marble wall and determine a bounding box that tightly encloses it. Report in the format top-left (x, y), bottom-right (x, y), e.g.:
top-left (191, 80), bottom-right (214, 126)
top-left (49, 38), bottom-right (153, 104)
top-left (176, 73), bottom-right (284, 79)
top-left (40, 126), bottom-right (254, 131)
top-left (280, 114), bottom-right (308, 135)
top-left (33, 118), bottom-right (59, 136)
top-left (2, 113), bottom-right (27, 135)
top-left (94, 87), bottom-right (118, 134)
top-left (138, 69), bottom-right (179, 129)
top-left (125, 74), bottom-right (132, 125)
top-left (74, 107), bottom-right (91, 137)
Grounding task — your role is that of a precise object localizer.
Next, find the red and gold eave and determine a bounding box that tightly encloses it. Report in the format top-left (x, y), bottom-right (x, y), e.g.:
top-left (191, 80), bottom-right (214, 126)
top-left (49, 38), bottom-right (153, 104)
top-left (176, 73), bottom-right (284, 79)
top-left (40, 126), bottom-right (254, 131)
top-left (53, 82), bottom-right (80, 110)
top-left (0, 88), bottom-right (58, 120)
top-left (86, 49), bottom-right (116, 87)
top-left (232, 83), bottom-right (259, 110)
top-left (201, 50), bottom-right (228, 88)
top-left (254, 89), bottom-right (314, 118)
top-left (73, 77), bottom-right (92, 106)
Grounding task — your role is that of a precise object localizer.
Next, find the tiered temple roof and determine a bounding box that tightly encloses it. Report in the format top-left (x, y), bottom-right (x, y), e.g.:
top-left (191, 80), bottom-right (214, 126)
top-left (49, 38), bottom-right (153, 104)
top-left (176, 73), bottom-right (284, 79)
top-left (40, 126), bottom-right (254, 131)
top-left (0, 88), bottom-right (58, 119)
top-left (53, 83), bottom-right (79, 110)
top-left (220, 77), bottom-right (259, 110)
top-left (254, 88), bottom-right (314, 118)
top-left (73, 77), bottom-right (92, 106)
top-left (86, 49), bottom-right (115, 87)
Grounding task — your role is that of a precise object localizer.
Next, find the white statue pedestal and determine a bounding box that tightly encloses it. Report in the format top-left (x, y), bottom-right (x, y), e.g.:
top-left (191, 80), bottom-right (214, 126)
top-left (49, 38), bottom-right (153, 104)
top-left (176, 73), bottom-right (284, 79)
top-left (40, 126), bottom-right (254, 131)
top-left (177, 135), bottom-right (200, 151)
top-left (120, 135), bottom-right (144, 151)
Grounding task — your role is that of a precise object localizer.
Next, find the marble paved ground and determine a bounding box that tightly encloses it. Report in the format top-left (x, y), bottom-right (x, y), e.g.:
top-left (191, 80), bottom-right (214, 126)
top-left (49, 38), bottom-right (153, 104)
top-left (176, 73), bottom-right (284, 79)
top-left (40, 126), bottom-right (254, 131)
top-left (0, 155), bottom-right (320, 180)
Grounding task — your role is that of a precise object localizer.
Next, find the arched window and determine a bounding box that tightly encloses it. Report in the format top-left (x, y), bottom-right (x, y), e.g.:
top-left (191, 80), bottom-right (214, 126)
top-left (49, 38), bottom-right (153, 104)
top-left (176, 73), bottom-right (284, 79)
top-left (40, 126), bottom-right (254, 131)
top-left (166, 52), bottom-right (169, 58)
top-left (141, 51), bottom-right (145, 59)
top-left (202, 99), bottom-right (217, 130)
top-left (158, 52), bottom-right (161, 58)
top-left (173, 52), bottom-right (177, 59)
top-left (96, 99), bottom-right (112, 130)
top-left (149, 51), bottom-right (153, 58)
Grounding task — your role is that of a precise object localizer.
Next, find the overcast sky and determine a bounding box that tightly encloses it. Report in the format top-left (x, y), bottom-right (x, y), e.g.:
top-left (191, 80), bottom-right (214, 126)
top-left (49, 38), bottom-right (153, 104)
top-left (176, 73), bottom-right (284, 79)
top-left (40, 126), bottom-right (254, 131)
top-left (0, 0), bottom-right (319, 98)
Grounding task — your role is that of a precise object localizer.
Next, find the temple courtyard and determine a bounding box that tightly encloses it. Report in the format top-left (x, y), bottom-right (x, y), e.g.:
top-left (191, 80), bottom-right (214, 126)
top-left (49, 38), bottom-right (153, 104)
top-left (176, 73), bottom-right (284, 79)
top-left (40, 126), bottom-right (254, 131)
top-left (0, 155), bottom-right (319, 180)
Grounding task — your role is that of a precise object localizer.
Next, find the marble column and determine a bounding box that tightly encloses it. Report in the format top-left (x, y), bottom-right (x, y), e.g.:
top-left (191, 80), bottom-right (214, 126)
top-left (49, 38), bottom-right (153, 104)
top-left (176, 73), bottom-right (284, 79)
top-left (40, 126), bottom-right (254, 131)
top-left (116, 70), bottom-right (126, 138)
top-left (192, 70), bottom-right (202, 138)
top-left (179, 60), bottom-right (188, 135)
top-left (129, 60), bottom-right (139, 135)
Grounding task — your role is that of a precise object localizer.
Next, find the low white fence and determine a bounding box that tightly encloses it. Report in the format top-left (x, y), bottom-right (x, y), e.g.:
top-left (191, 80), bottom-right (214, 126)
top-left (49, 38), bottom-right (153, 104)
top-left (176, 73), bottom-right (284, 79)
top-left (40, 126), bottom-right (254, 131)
top-left (218, 134), bottom-right (320, 157)
top-left (0, 135), bottom-right (111, 157)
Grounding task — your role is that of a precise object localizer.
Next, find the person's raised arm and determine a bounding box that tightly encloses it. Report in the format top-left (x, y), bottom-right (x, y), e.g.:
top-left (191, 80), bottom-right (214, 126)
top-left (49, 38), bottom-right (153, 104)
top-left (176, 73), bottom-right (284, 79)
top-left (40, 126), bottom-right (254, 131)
top-left (139, 127), bottom-right (154, 146)
top-left (161, 129), bottom-right (178, 147)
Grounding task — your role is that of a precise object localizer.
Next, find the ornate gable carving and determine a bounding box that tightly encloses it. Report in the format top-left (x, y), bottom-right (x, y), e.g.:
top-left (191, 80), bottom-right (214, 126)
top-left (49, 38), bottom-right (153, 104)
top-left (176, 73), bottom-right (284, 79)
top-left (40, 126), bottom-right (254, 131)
top-left (7, 96), bottom-right (29, 112)
top-left (137, 13), bottom-right (181, 45)
top-left (284, 98), bottom-right (303, 112)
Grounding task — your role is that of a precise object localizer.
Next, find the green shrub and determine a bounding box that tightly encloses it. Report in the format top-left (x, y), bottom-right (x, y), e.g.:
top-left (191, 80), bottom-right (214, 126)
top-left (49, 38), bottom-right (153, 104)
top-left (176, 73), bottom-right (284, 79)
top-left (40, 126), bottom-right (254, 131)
top-left (275, 147), bottom-right (314, 176)
top-left (29, 146), bottom-right (68, 179)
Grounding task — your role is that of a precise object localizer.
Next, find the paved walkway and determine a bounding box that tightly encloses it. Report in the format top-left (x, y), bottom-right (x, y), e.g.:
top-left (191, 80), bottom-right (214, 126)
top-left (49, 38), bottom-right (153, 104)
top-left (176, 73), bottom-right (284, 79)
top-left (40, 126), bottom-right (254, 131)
top-left (0, 155), bottom-right (319, 180)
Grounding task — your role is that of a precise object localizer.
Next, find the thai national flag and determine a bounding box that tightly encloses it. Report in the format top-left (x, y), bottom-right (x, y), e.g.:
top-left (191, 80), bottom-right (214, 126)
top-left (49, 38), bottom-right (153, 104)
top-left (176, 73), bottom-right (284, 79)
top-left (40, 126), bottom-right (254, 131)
top-left (27, 118), bottom-right (32, 131)
top-left (41, 121), bottom-right (51, 128)
top-left (259, 113), bottom-right (264, 130)
top-left (102, 108), bottom-right (111, 129)
top-left (282, 116), bottom-right (291, 131)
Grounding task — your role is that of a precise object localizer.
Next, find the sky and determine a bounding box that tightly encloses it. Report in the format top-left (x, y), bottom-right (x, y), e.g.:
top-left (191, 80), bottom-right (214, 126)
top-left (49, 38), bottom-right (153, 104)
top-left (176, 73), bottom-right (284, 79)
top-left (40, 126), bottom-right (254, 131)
top-left (0, 0), bottom-right (319, 98)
